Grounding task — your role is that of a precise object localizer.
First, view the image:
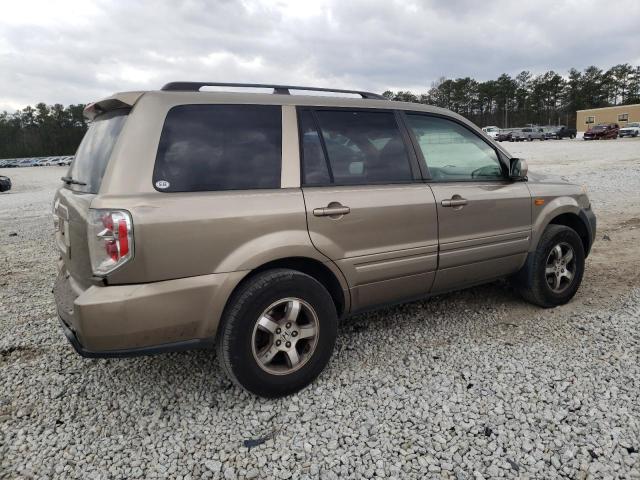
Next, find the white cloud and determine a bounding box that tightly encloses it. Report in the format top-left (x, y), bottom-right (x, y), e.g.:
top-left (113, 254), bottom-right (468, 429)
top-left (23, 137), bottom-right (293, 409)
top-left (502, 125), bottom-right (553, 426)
top-left (0, 0), bottom-right (638, 110)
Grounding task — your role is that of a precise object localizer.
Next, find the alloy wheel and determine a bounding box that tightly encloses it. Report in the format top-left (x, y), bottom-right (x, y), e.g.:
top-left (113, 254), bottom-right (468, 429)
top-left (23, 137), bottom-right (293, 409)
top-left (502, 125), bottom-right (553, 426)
top-left (545, 242), bottom-right (576, 293)
top-left (251, 298), bottom-right (319, 375)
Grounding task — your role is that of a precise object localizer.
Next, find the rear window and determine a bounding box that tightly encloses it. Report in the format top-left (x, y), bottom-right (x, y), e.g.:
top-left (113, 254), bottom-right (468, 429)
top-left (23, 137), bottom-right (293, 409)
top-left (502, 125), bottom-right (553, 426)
top-left (153, 104), bottom-right (282, 192)
top-left (68, 109), bottom-right (129, 193)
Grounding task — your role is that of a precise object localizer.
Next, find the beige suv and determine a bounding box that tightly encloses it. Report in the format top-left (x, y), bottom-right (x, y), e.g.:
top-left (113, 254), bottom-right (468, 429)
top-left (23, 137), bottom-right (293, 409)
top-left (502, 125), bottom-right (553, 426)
top-left (53, 82), bottom-right (596, 397)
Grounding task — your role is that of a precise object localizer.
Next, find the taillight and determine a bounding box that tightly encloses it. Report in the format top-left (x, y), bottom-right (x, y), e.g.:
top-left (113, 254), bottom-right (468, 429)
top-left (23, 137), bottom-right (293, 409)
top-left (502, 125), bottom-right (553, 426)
top-left (88, 209), bottom-right (134, 275)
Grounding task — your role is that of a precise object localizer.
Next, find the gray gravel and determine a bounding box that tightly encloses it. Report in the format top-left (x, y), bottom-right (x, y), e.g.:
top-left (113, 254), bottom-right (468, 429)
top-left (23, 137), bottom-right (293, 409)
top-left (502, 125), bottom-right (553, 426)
top-left (1, 141), bottom-right (640, 480)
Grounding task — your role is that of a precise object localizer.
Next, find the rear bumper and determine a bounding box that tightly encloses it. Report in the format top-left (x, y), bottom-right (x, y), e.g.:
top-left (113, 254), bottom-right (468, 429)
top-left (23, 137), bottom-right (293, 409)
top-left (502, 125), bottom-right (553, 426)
top-left (54, 269), bottom-right (247, 356)
top-left (58, 315), bottom-right (213, 358)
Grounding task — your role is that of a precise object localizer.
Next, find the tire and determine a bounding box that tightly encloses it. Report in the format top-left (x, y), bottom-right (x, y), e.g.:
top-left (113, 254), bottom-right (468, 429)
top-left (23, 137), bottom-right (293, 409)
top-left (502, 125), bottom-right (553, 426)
top-left (513, 225), bottom-right (585, 308)
top-left (570, 134), bottom-right (576, 139)
top-left (216, 268), bottom-right (338, 397)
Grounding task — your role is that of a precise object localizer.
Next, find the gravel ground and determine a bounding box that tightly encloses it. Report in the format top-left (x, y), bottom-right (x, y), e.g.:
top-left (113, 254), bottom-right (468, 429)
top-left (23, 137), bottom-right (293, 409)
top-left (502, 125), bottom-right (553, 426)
top-left (1, 138), bottom-right (640, 479)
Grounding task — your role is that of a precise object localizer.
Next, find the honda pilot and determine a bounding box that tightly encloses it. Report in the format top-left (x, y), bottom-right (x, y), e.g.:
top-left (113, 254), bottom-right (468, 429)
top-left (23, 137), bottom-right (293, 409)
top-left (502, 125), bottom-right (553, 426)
top-left (53, 82), bottom-right (596, 397)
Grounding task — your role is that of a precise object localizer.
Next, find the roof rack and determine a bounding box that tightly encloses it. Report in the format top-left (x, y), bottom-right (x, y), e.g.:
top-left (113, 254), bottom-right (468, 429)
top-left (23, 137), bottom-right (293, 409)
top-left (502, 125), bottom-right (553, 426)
top-left (160, 82), bottom-right (387, 100)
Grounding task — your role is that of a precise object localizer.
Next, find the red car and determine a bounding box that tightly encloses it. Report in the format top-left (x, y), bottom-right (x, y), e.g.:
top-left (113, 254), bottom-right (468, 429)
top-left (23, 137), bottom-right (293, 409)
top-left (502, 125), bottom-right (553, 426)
top-left (583, 123), bottom-right (619, 140)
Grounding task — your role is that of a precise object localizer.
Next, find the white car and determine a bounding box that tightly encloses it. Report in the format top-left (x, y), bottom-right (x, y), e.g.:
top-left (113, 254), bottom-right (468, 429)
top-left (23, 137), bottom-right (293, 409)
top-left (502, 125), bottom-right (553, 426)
top-left (619, 122), bottom-right (640, 138)
top-left (482, 125), bottom-right (500, 139)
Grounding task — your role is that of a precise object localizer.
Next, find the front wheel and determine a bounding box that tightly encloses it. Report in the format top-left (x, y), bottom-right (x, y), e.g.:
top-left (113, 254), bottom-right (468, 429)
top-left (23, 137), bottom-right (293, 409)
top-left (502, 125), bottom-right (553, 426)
top-left (513, 225), bottom-right (585, 308)
top-left (216, 269), bottom-right (338, 397)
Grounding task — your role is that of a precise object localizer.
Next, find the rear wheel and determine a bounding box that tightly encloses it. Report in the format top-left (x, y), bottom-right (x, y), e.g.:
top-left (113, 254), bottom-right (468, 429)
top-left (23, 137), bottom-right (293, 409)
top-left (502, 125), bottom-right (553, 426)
top-left (513, 225), bottom-right (585, 308)
top-left (216, 269), bottom-right (337, 397)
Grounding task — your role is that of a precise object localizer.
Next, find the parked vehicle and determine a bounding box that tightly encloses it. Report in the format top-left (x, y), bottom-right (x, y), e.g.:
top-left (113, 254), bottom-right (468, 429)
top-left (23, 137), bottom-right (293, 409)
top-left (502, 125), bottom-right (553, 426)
top-left (583, 123), bottom-right (619, 140)
top-left (545, 126), bottom-right (577, 140)
top-left (17, 158), bottom-right (38, 167)
top-left (53, 82), bottom-right (596, 397)
top-left (514, 127), bottom-right (546, 141)
top-left (496, 130), bottom-right (513, 142)
top-left (0, 175), bottom-right (10, 192)
top-left (481, 126), bottom-right (500, 139)
top-left (619, 122), bottom-right (640, 138)
top-left (0, 159), bottom-right (19, 168)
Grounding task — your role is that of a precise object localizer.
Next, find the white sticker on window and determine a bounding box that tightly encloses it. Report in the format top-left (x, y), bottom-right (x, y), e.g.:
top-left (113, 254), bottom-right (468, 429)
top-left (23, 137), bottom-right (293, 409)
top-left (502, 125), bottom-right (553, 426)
top-left (155, 180), bottom-right (170, 189)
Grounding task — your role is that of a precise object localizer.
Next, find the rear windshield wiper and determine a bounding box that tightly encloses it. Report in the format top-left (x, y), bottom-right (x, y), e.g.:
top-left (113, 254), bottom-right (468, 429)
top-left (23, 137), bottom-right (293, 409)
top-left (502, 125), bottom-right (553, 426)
top-left (61, 176), bottom-right (87, 186)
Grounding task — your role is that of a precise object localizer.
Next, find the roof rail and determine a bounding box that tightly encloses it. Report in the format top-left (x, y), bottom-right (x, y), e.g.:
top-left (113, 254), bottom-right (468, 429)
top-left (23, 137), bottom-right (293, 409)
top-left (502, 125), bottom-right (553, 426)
top-left (160, 82), bottom-right (387, 100)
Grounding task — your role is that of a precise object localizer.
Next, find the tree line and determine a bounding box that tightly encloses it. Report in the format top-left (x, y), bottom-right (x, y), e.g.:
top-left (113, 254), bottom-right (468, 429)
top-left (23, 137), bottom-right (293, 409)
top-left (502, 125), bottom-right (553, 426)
top-left (1, 63), bottom-right (639, 159)
top-left (0, 103), bottom-right (87, 159)
top-left (383, 64), bottom-right (640, 128)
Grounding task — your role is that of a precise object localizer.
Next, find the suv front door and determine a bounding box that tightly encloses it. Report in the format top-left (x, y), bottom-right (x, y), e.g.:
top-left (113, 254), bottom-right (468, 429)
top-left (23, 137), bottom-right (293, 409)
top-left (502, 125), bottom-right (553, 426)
top-left (298, 108), bottom-right (439, 311)
top-left (403, 113), bottom-right (532, 293)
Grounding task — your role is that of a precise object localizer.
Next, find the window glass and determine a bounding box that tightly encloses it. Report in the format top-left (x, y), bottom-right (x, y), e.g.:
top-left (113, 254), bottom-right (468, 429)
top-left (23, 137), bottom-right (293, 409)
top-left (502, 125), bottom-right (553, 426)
top-left (153, 104), bottom-right (281, 192)
top-left (313, 110), bottom-right (412, 184)
top-left (299, 110), bottom-right (331, 185)
top-left (68, 109), bottom-right (129, 193)
top-left (405, 114), bottom-right (504, 181)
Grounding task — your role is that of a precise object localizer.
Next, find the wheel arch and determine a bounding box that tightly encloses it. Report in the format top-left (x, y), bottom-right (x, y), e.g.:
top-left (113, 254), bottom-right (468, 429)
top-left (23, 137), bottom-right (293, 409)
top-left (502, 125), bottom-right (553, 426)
top-left (224, 256), bottom-right (350, 320)
top-left (533, 208), bottom-right (592, 257)
top-left (548, 213), bottom-right (591, 256)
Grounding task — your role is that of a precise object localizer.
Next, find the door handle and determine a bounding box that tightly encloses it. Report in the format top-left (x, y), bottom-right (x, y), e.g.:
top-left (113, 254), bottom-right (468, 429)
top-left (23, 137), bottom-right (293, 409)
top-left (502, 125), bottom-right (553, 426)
top-left (441, 198), bottom-right (468, 207)
top-left (313, 204), bottom-right (351, 217)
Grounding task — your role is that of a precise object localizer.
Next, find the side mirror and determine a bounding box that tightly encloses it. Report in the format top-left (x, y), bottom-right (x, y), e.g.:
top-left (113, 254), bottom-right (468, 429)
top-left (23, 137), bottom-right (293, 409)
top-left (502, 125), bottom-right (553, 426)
top-left (509, 158), bottom-right (528, 181)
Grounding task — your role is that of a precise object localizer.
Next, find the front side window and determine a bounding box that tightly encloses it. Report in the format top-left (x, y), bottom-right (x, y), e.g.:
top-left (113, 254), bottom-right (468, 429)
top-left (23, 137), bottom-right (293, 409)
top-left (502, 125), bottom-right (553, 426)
top-left (306, 110), bottom-right (412, 185)
top-left (153, 104), bottom-right (281, 192)
top-left (405, 114), bottom-right (504, 181)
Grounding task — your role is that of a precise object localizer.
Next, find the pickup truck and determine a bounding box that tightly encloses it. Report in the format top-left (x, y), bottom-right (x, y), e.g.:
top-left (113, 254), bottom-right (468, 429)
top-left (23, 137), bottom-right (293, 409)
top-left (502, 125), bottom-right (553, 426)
top-left (619, 122), bottom-right (640, 138)
top-left (514, 127), bottom-right (546, 141)
top-left (545, 126), bottom-right (577, 140)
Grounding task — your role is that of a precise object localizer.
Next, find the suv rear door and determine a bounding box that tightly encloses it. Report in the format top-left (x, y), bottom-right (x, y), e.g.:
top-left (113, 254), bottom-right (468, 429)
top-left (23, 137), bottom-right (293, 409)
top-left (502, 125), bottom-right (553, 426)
top-left (402, 113), bottom-right (532, 293)
top-left (299, 108), bottom-right (438, 311)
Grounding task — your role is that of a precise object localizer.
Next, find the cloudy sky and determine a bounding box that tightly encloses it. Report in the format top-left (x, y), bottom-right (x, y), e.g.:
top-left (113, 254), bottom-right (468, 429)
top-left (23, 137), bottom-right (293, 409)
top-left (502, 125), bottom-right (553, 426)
top-left (1, 0), bottom-right (639, 111)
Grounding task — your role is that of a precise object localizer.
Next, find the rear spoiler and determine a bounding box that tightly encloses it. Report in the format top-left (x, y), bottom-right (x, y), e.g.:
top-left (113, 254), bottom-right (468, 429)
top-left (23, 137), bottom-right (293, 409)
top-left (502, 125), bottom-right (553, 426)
top-left (83, 91), bottom-right (145, 121)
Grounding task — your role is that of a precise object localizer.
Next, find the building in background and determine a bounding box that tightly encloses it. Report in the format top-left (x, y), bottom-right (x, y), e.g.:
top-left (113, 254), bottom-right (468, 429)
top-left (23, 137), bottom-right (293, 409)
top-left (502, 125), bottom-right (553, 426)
top-left (576, 104), bottom-right (640, 132)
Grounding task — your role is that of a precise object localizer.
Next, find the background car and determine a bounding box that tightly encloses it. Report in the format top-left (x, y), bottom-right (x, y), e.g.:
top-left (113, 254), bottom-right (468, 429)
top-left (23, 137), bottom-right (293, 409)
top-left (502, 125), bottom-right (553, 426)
top-left (17, 158), bottom-right (38, 167)
top-left (0, 159), bottom-right (19, 168)
top-left (496, 130), bottom-right (513, 142)
top-left (0, 175), bottom-right (11, 192)
top-left (513, 127), bottom-right (546, 141)
top-left (545, 125), bottom-right (577, 139)
top-left (619, 122), bottom-right (640, 138)
top-left (481, 126), bottom-right (500, 139)
top-left (583, 123), bottom-right (619, 140)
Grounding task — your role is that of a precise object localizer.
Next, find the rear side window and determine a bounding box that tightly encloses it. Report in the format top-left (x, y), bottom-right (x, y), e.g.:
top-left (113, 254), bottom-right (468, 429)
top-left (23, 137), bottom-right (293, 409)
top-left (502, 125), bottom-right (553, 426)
top-left (153, 105), bottom-right (281, 192)
top-left (68, 109), bottom-right (129, 193)
top-left (302, 109), bottom-right (412, 185)
top-left (298, 110), bottom-right (330, 186)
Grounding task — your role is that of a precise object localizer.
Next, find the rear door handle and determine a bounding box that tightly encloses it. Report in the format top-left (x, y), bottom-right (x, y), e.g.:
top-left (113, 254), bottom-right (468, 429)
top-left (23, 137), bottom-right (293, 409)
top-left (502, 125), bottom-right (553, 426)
top-left (313, 205), bottom-right (351, 217)
top-left (441, 198), bottom-right (468, 207)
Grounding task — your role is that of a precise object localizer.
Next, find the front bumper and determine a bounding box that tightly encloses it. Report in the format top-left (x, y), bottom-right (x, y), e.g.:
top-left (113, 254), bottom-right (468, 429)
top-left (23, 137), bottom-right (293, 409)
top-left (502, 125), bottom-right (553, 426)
top-left (579, 206), bottom-right (597, 256)
top-left (54, 268), bottom-right (246, 356)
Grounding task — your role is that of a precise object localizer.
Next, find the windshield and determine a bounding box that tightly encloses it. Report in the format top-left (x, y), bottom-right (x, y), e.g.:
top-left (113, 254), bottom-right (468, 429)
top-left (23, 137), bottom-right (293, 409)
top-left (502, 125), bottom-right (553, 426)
top-left (67, 109), bottom-right (129, 193)
top-left (626, 123), bottom-right (640, 128)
